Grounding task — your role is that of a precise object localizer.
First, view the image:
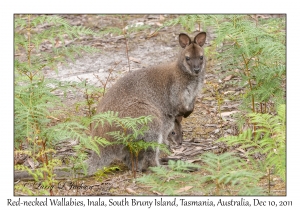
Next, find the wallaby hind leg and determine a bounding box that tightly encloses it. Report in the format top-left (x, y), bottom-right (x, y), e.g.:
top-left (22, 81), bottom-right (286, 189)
top-left (139, 147), bottom-right (158, 171)
top-left (137, 116), bottom-right (174, 171)
top-left (123, 132), bottom-right (163, 172)
top-left (132, 114), bottom-right (172, 171)
top-left (127, 117), bottom-right (174, 172)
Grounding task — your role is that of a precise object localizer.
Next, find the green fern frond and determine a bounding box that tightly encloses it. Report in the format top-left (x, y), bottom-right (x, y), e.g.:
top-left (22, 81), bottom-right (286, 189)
top-left (167, 159), bottom-right (200, 171)
top-left (218, 105), bottom-right (286, 181)
top-left (200, 152), bottom-right (265, 195)
top-left (137, 160), bottom-right (198, 195)
top-left (94, 166), bottom-right (121, 182)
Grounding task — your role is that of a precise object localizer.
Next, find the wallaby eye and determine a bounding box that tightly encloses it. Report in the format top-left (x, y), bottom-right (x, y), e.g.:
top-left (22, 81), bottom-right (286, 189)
top-left (171, 131), bottom-right (176, 135)
top-left (200, 56), bottom-right (203, 60)
top-left (185, 56), bottom-right (190, 61)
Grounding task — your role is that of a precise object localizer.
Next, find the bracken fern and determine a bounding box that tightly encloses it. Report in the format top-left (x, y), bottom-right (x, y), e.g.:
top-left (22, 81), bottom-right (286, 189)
top-left (200, 152), bottom-right (265, 195)
top-left (137, 160), bottom-right (201, 195)
top-left (218, 104), bottom-right (286, 181)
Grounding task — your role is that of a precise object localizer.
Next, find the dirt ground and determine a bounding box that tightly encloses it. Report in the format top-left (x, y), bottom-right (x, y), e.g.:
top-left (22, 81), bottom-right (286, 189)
top-left (14, 14), bottom-right (286, 196)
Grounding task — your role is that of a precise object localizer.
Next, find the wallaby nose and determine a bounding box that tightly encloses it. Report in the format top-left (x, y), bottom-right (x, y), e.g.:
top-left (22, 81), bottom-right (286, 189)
top-left (193, 68), bottom-right (201, 74)
top-left (178, 139), bottom-right (183, 145)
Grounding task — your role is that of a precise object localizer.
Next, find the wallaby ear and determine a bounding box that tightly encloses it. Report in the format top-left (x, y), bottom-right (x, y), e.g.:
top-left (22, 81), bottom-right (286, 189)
top-left (176, 115), bottom-right (183, 123)
top-left (179, 33), bottom-right (191, 48)
top-left (194, 32), bottom-right (206, 47)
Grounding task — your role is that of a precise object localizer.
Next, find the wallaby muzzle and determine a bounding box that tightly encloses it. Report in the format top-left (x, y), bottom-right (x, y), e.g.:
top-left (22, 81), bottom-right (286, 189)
top-left (192, 59), bottom-right (203, 74)
top-left (193, 68), bottom-right (201, 74)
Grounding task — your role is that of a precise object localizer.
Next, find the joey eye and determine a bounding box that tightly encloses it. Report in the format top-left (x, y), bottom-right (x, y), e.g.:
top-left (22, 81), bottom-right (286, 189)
top-left (185, 56), bottom-right (190, 61)
top-left (200, 56), bottom-right (203, 60)
top-left (171, 131), bottom-right (176, 135)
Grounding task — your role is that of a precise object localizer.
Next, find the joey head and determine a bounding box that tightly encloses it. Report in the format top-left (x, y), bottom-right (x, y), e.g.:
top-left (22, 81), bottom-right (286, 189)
top-left (88, 32), bottom-right (206, 174)
top-left (167, 116), bottom-right (183, 146)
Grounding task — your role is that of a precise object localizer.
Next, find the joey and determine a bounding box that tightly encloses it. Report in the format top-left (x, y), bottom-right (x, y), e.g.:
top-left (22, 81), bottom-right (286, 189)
top-left (167, 116), bottom-right (183, 146)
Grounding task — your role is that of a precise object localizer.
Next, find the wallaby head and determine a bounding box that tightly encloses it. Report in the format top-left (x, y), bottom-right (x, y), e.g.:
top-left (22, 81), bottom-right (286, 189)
top-left (167, 116), bottom-right (183, 146)
top-left (178, 32), bottom-right (206, 76)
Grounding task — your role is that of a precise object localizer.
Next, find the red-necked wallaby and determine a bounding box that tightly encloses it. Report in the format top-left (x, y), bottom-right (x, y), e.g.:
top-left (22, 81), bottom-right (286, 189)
top-left (88, 32), bottom-right (206, 173)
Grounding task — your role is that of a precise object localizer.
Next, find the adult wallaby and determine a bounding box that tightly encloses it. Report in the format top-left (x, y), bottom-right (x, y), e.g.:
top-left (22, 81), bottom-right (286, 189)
top-left (88, 32), bottom-right (206, 174)
top-left (166, 116), bottom-right (183, 146)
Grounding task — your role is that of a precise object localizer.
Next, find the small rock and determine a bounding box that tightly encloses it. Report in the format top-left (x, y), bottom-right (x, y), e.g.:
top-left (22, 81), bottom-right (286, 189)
top-left (214, 129), bottom-right (220, 134)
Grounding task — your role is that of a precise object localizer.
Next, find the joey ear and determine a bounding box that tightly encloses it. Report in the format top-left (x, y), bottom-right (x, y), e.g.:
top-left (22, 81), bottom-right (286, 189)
top-left (179, 33), bottom-right (191, 48)
top-left (194, 32), bottom-right (206, 47)
top-left (176, 115), bottom-right (183, 123)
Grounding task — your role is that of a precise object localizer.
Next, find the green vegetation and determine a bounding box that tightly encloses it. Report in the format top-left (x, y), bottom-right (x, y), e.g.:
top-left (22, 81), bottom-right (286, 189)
top-left (218, 104), bottom-right (286, 182)
top-left (137, 160), bottom-right (201, 195)
top-left (199, 152), bottom-right (265, 195)
top-left (14, 14), bottom-right (109, 195)
top-left (94, 166), bottom-right (121, 182)
top-left (137, 153), bottom-right (265, 195)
